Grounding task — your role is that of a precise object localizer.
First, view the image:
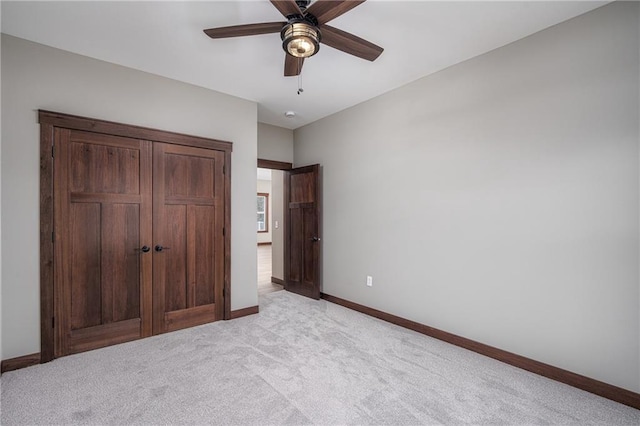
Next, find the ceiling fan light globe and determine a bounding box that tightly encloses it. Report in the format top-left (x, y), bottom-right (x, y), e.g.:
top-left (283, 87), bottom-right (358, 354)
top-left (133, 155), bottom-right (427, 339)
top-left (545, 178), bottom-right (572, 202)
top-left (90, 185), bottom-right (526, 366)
top-left (288, 37), bottom-right (315, 57)
top-left (281, 21), bottom-right (320, 58)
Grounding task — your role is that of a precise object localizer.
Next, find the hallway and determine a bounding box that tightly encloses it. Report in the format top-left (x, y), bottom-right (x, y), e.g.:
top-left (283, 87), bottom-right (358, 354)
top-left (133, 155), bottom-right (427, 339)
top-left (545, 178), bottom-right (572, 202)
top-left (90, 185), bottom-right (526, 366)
top-left (258, 244), bottom-right (283, 296)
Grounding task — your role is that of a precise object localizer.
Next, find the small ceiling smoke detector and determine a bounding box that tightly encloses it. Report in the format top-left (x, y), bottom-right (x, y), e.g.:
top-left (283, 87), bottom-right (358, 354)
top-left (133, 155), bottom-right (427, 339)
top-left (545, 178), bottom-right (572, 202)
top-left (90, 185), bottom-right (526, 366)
top-left (285, 111), bottom-right (296, 118)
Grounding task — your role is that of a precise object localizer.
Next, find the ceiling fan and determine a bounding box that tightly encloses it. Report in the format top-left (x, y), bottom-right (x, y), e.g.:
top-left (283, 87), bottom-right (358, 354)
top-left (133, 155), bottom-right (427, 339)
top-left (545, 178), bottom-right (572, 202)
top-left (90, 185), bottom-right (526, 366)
top-left (203, 0), bottom-right (384, 77)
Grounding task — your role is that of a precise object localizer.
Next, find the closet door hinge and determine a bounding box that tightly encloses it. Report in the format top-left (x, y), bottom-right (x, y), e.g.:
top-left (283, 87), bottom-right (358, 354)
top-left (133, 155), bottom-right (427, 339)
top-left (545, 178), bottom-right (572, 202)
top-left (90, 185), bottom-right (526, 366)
top-left (52, 317), bottom-right (55, 328)
top-left (222, 227), bottom-right (225, 237)
top-left (52, 231), bottom-right (55, 243)
top-left (51, 145), bottom-right (55, 158)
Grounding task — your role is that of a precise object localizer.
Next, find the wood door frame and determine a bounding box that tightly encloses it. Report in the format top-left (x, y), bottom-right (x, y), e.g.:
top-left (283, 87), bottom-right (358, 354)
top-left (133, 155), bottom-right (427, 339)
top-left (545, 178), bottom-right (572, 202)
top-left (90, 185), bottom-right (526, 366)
top-left (257, 159), bottom-right (293, 171)
top-left (39, 110), bottom-right (233, 363)
top-left (258, 159), bottom-right (322, 298)
top-left (257, 159), bottom-right (292, 292)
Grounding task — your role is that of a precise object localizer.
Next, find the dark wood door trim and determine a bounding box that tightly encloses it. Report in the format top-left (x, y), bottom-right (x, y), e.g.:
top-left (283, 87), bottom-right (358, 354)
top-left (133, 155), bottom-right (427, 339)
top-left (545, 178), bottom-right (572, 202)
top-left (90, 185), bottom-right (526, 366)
top-left (283, 170), bottom-right (290, 297)
top-left (224, 151), bottom-right (232, 320)
top-left (257, 159), bottom-right (292, 170)
top-left (0, 353), bottom-right (42, 374)
top-left (39, 110), bottom-right (232, 362)
top-left (40, 122), bottom-right (55, 363)
top-left (230, 305), bottom-right (259, 319)
top-left (39, 110), bottom-right (233, 153)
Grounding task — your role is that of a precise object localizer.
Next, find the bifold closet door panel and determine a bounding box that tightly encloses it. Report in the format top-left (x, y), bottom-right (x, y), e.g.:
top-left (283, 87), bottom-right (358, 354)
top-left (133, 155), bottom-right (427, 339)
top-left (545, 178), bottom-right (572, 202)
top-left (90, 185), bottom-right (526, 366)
top-left (54, 129), bottom-right (153, 357)
top-left (152, 143), bottom-right (225, 334)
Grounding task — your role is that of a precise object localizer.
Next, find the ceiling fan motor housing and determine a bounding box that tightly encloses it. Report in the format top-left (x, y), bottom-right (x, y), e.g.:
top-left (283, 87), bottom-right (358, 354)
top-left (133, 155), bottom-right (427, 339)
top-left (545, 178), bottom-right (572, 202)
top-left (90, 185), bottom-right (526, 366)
top-left (281, 15), bottom-right (321, 58)
top-left (295, 0), bottom-right (311, 10)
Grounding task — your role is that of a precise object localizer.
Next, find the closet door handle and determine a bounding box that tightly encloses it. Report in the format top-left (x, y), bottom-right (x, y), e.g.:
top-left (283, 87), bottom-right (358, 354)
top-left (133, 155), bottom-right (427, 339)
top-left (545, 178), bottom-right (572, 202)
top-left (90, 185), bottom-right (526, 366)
top-left (155, 245), bottom-right (170, 252)
top-left (140, 245), bottom-right (151, 253)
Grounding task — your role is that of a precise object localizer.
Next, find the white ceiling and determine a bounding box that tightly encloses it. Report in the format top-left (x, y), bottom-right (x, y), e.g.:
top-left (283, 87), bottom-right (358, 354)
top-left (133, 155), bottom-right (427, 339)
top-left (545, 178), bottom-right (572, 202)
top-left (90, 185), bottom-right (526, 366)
top-left (1, 1), bottom-right (608, 129)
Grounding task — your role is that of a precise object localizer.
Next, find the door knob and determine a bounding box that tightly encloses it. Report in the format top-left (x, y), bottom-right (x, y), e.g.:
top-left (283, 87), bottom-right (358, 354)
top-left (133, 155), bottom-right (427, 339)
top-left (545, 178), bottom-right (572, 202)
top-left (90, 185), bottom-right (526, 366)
top-left (312, 237), bottom-right (321, 242)
top-left (140, 245), bottom-right (151, 253)
top-left (155, 245), bottom-right (170, 252)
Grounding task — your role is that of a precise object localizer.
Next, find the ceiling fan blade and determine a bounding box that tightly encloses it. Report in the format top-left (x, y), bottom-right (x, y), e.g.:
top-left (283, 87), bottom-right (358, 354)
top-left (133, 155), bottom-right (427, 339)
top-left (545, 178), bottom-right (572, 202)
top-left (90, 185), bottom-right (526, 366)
top-left (306, 0), bottom-right (366, 25)
top-left (270, 0), bottom-right (303, 18)
top-left (204, 22), bottom-right (285, 39)
top-left (319, 25), bottom-right (383, 61)
top-left (284, 54), bottom-right (304, 77)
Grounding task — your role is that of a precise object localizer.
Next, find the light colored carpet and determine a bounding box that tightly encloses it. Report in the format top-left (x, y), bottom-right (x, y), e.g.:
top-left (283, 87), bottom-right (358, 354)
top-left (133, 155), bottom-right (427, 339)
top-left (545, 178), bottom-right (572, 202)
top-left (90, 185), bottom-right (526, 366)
top-left (1, 291), bottom-right (638, 425)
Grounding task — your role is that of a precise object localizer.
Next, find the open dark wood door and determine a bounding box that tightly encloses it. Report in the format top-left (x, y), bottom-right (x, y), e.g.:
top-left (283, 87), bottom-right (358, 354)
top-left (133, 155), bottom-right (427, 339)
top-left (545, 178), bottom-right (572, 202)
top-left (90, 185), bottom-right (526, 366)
top-left (284, 164), bottom-right (321, 299)
top-left (152, 143), bottom-right (225, 334)
top-left (53, 129), bottom-right (153, 357)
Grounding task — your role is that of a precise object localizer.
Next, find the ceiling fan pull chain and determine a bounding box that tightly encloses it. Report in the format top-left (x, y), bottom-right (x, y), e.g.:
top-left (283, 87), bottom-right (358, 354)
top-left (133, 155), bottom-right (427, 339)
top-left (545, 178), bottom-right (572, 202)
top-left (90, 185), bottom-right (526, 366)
top-left (297, 71), bottom-right (304, 95)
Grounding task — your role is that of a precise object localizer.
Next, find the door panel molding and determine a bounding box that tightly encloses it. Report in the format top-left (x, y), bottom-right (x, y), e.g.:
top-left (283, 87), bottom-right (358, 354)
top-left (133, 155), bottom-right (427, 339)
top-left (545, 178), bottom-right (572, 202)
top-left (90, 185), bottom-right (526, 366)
top-left (164, 304), bottom-right (217, 332)
top-left (39, 110), bottom-right (232, 363)
top-left (54, 128), bottom-right (151, 357)
top-left (68, 318), bottom-right (141, 354)
top-left (152, 142), bottom-right (225, 335)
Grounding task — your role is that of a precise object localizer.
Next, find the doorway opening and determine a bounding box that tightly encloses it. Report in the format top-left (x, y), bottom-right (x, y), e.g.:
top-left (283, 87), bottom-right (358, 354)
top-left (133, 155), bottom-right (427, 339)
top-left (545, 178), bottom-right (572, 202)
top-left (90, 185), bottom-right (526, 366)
top-left (256, 159), bottom-right (321, 300)
top-left (257, 166), bottom-right (285, 296)
top-left (256, 159), bottom-right (292, 298)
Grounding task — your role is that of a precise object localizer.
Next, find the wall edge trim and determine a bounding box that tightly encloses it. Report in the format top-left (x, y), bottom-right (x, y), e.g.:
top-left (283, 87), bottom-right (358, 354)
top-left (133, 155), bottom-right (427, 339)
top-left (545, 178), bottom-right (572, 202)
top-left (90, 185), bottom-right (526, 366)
top-left (320, 292), bottom-right (640, 409)
top-left (229, 305), bottom-right (259, 319)
top-left (1, 353), bottom-right (42, 374)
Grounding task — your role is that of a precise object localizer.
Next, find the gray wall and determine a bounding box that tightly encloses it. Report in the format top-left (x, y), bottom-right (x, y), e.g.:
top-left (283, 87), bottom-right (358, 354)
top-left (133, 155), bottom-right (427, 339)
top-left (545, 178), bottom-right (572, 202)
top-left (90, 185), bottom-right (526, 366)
top-left (1, 35), bottom-right (259, 360)
top-left (257, 123), bottom-right (292, 282)
top-left (294, 2), bottom-right (639, 392)
top-left (0, 18), bottom-right (3, 361)
top-left (258, 122), bottom-right (294, 163)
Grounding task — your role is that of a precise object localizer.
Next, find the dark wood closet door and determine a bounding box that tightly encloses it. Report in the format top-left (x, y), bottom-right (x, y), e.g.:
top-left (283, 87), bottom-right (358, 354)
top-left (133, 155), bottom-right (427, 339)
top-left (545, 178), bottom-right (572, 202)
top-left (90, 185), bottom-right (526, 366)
top-left (54, 129), bottom-right (152, 357)
top-left (152, 143), bottom-right (225, 334)
top-left (284, 164), bottom-right (321, 299)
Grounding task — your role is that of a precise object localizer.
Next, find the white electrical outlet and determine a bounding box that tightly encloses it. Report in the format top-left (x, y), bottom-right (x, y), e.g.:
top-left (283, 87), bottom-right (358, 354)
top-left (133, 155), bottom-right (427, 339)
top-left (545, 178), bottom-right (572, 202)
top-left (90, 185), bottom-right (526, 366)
top-left (366, 276), bottom-right (373, 287)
